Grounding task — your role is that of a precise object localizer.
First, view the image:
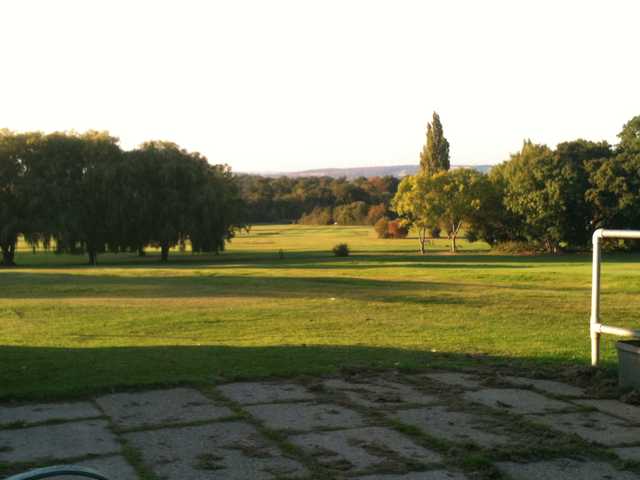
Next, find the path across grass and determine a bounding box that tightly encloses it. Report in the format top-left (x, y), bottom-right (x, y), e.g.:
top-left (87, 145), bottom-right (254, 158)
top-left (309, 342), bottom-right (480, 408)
top-left (1, 225), bottom-right (639, 399)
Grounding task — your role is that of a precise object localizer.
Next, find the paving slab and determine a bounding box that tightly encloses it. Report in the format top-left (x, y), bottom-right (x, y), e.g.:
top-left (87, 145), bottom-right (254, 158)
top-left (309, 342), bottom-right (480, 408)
top-left (504, 376), bottom-right (585, 397)
top-left (613, 446), bottom-right (640, 462)
top-left (528, 411), bottom-right (640, 446)
top-left (575, 399), bottom-right (640, 424)
top-left (217, 382), bottom-right (315, 405)
top-left (53, 455), bottom-right (139, 480)
top-left (290, 426), bottom-right (441, 473)
top-left (355, 471), bottom-right (468, 480)
top-left (497, 458), bottom-right (640, 480)
top-left (0, 420), bottom-right (120, 463)
top-left (323, 378), bottom-right (437, 408)
top-left (422, 373), bottom-right (482, 389)
top-left (124, 421), bottom-right (306, 480)
top-left (0, 402), bottom-right (102, 427)
top-left (464, 388), bottom-right (571, 414)
top-left (245, 402), bottom-right (366, 431)
top-left (95, 387), bottom-right (233, 429)
top-left (391, 406), bottom-right (511, 447)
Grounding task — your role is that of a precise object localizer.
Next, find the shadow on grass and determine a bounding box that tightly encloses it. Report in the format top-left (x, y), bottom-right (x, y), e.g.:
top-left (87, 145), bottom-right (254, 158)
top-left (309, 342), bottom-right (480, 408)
top-left (0, 271), bottom-right (481, 305)
top-left (7, 249), bottom-right (620, 270)
top-left (0, 270), bottom-right (588, 301)
top-left (0, 344), bottom-right (614, 401)
top-left (11, 249), bottom-right (640, 274)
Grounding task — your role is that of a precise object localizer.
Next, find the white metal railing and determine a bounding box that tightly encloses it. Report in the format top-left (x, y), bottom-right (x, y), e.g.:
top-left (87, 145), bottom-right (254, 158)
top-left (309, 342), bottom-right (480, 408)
top-left (590, 228), bottom-right (640, 366)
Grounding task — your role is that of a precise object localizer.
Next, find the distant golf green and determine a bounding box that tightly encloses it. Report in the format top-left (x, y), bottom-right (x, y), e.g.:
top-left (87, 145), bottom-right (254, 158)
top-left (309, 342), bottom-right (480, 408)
top-left (1, 225), bottom-right (638, 399)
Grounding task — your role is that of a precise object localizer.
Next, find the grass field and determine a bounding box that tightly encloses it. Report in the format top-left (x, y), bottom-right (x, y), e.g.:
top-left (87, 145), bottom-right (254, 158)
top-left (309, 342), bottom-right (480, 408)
top-left (1, 225), bottom-right (639, 400)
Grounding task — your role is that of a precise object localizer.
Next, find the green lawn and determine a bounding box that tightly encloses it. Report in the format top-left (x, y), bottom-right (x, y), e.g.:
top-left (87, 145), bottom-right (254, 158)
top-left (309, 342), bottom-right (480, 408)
top-left (1, 225), bottom-right (639, 400)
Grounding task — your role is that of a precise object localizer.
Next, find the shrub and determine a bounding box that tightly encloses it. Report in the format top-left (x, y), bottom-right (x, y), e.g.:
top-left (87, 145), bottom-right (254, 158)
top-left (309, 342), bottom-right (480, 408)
top-left (299, 207), bottom-right (333, 225)
top-left (466, 229), bottom-right (479, 243)
top-left (332, 243), bottom-right (350, 257)
top-left (333, 201), bottom-right (369, 225)
top-left (374, 217), bottom-right (390, 238)
top-left (366, 203), bottom-right (387, 225)
top-left (430, 226), bottom-right (441, 238)
top-left (387, 220), bottom-right (409, 239)
top-left (493, 241), bottom-right (539, 255)
top-left (601, 238), bottom-right (640, 252)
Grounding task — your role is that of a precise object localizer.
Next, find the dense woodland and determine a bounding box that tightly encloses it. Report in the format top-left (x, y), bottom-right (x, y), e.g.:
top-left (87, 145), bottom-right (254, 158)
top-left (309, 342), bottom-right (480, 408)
top-left (236, 174), bottom-right (400, 225)
top-left (1, 113), bottom-right (639, 265)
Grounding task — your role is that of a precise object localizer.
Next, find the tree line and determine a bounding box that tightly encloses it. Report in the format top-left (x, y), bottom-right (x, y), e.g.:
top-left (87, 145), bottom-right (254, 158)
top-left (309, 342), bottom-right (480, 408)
top-left (0, 130), bottom-right (243, 266)
top-left (236, 174), bottom-right (400, 226)
top-left (3, 113), bottom-right (638, 264)
top-left (393, 112), bottom-right (640, 253)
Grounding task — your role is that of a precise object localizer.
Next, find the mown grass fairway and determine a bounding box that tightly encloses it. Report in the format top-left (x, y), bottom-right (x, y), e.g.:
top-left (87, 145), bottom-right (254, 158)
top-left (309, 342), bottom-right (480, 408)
top-left (1, 225), bottom-right (639, 399)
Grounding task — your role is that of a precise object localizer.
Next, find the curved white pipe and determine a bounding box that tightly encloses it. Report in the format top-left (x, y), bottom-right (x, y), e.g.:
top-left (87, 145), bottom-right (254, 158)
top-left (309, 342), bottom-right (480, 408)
top-left (590, 228), bottom-right (640, 366)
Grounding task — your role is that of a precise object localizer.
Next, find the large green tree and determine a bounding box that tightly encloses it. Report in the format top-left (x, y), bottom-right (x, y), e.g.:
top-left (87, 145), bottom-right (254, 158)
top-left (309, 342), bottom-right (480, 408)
top-left (0, 130), bottom-right (28, 266)
top-left (28, 131), bottom-right (124, 264)
top-left (419, 112), bottom-right (450, 174)
top-left (393, 169), bottom-right (489, 253)
top-left (499, 141), bottom-right (564, 252)
top-left (126, 142), bottom-right (197, 262)
top-left (553, 139), bottom-right (611, 246)
top-left (465, 166), bottom-right (523, 246)
top-left (188, 161), bottom-right (244, 254)
top-left (392, 175), bottom-right (434, 253)
top-left (586, 118), bottom-right (640, 231)
top-left (127, 142), bottom-right (242, 261)
top-left (617, 115), bottom-right (640, 153)
top-left (497, 139), bottom-right (612, 251)
top-left (75, 131), bottom-right (124, 264)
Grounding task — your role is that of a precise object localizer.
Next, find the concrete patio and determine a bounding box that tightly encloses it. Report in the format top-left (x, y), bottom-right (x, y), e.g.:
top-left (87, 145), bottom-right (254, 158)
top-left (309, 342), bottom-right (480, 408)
top-left (1, 371), bottom-right (639, 479)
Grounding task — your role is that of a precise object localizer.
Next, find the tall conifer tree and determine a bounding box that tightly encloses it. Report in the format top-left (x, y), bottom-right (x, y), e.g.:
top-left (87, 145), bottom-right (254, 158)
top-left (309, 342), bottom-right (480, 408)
top-left (419, 112), bottom-right (450, 174)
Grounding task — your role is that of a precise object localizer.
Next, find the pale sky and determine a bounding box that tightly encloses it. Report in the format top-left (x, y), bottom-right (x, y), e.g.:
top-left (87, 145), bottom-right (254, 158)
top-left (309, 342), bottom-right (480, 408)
top-left (3, 1), bottom-right (639, 172)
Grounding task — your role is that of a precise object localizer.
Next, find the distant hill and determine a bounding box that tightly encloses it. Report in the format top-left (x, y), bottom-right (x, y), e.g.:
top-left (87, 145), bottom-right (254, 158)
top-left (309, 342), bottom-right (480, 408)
top-left (248, 164), bottom-right (493, 179)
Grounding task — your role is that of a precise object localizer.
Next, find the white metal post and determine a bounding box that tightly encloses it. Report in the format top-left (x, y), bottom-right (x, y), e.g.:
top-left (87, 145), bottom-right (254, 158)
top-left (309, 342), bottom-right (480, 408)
top-left (590, 229), bottom-right (602, 366)
top-left (589, 228), bottom-right (640, 367)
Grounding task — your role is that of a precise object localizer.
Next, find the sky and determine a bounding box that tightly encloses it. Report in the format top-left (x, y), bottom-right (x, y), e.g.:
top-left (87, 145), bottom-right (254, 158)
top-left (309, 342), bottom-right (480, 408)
top-left (2, 1), bottom-right (639, 173)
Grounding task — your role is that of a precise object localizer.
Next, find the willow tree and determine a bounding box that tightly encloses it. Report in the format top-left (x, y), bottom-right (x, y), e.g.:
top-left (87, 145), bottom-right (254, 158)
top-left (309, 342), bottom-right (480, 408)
top-left (125, 142), bottom-right (196, 262)
top-left (28, 131), bottom-right (124, 265)
top-left (0, 130), bottom-right (26, 266)
top-left (126, 142), bottom-right (243, 261)
top-left (189, 162), bottom-right (244, 254)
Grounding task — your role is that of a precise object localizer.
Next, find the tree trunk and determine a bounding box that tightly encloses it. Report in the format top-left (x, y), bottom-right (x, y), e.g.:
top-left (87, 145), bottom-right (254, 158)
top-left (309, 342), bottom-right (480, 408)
top-left (88, 249), bottom-right (97, 266)
top-left (449, 221), bottom-right (463, 253)
top-left (160, 243), bottom-right (169, 262)
top-left (418, 227), bottom-right (427, 254)
top-left (1, 243), bottom-right (16, 267)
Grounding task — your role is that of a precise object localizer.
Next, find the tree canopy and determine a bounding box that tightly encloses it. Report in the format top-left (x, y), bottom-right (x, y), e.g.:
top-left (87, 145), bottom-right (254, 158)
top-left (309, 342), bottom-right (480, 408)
top-left (237, 174), bottom-right (400, 226)
top-left (3, 113), bottom-right (640, 261)
top-left (393, 115), bottom-right (639, 253)
top-left (0, 131), bottom-right (243, 266)
top-left (393, 169), bottom-right (490, 253)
